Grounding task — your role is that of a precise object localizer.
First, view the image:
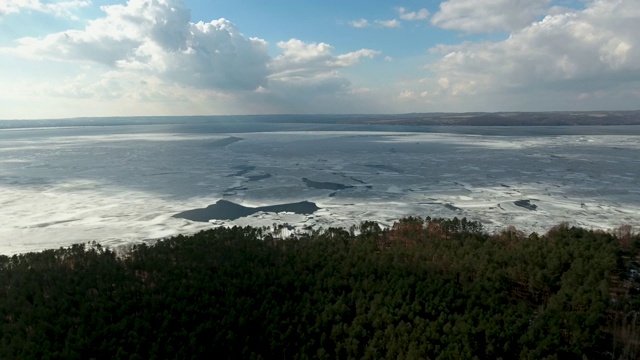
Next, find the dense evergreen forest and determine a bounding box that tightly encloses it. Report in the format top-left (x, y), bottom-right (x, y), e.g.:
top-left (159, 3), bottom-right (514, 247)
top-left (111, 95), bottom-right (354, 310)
top-left (1, 217), bottom-right (639, 359)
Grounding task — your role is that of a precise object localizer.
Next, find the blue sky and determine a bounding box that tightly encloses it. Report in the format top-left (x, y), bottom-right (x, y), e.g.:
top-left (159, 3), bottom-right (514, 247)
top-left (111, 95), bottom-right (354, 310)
top-left (0, 0), bottom-right (638, 119)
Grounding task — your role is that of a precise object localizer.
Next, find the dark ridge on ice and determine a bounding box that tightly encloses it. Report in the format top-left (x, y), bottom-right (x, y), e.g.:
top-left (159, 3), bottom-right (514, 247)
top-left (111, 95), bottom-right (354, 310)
top-left (365, 164), bottom-right (404, 173)
top-left (203, 136), bottom-right (244, 147)
top-left (228, 165), bottom-right (255, 177)
top-left (349, 176), bottom-right (367, 184)
top-left (227, 165), bottom-right (271, 181)
top-left (514, 199), bottom-right (538, 211)
top-left (174, 199), bottom-right (320, 222)
top-left (444, 204), bottom-right (462, 212)
top-left (247, 173), bottom-right (271, 182)
top-left (302, 178), bottom-right (355, 191)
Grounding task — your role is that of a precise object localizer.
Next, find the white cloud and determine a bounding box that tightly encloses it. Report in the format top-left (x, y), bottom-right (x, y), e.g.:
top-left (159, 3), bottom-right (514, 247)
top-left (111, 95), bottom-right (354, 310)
top-left (397, 90), bottom-right (416, 100)
top-left (158, 19), bottom-right (270, 91)
top-left (219, 39), bottom-right (379, 113)
top-left (333, 48), bottom-right (379, 67)
top-left (349, 87), bottom-right (371, 94)
top-left (269, 39), bottom-right (378, 86)
top-left (350, 18), bottom-right (401, 29)
top-left (0, 0), bottom-right (89, 19)
top-left (431, 0), bottom-right (550, 33)
top-left (375, 19), bottom-right (401, 28)
top-left (272, 39), bottom-right (333, 66)
top-left (37, 70), bottom-right (193, 103)
top-left (349, 18), bottom-right (369, 28)
top-left (397, 7), bottom-right (429, 21)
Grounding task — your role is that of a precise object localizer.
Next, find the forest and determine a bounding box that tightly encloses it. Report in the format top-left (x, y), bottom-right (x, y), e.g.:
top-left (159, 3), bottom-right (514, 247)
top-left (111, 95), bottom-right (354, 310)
top-left (1, 217), bottom-right (639, 359)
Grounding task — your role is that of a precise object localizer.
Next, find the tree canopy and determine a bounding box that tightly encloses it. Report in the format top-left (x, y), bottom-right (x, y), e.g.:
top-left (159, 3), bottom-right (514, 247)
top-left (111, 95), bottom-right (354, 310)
top-left (1, 218), bottom-right (639, 359)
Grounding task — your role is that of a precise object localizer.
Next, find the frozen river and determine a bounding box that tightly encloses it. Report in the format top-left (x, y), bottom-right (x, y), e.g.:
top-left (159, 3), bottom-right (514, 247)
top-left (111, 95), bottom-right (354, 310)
top-left (1, 119), bottom-right (639, 254)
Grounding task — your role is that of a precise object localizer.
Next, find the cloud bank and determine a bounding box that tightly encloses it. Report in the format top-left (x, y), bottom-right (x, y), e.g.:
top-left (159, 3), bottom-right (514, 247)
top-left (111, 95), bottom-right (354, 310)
top-left (398, 0), bottom-right (640, 111)
top-left (1, 0), bottom-right (639, 117)
top-left (0, 0), bottom-right (89, 18)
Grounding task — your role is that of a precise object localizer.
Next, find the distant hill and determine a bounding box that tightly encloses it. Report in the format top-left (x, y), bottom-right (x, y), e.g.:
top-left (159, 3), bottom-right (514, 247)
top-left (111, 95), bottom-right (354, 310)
top-left (2, 111), bottom-right (640, 129)
top-left (340, 110), bottom-right (640, 126)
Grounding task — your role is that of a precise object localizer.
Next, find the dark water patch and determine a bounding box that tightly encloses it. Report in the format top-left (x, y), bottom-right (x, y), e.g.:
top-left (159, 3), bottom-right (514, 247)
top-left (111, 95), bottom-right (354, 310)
top-left (350, 176), bottom-right (367, 184)
top-left (420, 201), bottom-right (462, 212)
top-left (228, 165), bottom-right (271, 181)
top-left (366, 164), bottom-right (404, 173)
top-left (144, 171), bottom-right (183, 177)
top-left (33, 219), bottom-right (78, 228)
top-left (203, 136), bottom-right (244, 147)
top-left (302, 178), bottom-right (355, 191)
top-left (417, 202), bottom-right (463, 213)
top-left (225, 186), bottom-right (248, 192)
top-left (501, 184), bottom-right (510, 188)
top-left (514, 199), bottom-right (537, 211)
top-left (222, 185), bottom-right (248, 196)
top-left (247, 173), bottom-right (272, 182)
top-left (444, 204), bottom-right (462, 212)
top-left (228, 165), bottom-right (255, 177)
top-left (174, 199), bottom-right (320, 222)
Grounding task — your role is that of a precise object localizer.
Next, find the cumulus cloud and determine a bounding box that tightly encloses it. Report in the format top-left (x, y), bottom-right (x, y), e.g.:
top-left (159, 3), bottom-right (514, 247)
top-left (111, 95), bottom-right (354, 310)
top-left (397, 7), bottom-right (429, 21)
top-left (349, 8), bottom-right (428, 30)
top-left (375, 19), bottom-right (401, 28)
top-left (0, 0), bottom-right (89, 18)
top-left (270, 39), bottom-right (379, 88)
top-left (216, 39), bottom-right (379, 113)
top-left (144, 19), bottom-right (270, 91)
top-left (6, 0), bottom-right (271, 91)
top-left (421, 0), bottom-right (640, 108)
top-left (397, 90), bottom-right (416, 100)
top-left (2, 0), bottom-right (380, 114)
top-left (349, 18), bottom-right (369, 28)
top-left (350, 18), bottom-right (400, 29)
top-left (431, 0), bottom-right (550, 33)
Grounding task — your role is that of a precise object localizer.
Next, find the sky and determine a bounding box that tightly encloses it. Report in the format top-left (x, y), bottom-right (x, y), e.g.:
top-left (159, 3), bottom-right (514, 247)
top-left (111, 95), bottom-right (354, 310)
top-left (0, 0), bottom-right (639, 119)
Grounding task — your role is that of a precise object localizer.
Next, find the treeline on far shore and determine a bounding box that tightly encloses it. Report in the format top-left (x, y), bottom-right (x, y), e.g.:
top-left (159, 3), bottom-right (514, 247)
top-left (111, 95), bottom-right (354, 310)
top-left (1, 217), bottom-right (639, 359)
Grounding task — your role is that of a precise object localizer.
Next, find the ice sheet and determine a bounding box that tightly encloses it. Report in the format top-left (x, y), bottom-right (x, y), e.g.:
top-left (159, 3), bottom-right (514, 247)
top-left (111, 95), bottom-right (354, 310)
top-left (1, 126), bottom-right (639, 255)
